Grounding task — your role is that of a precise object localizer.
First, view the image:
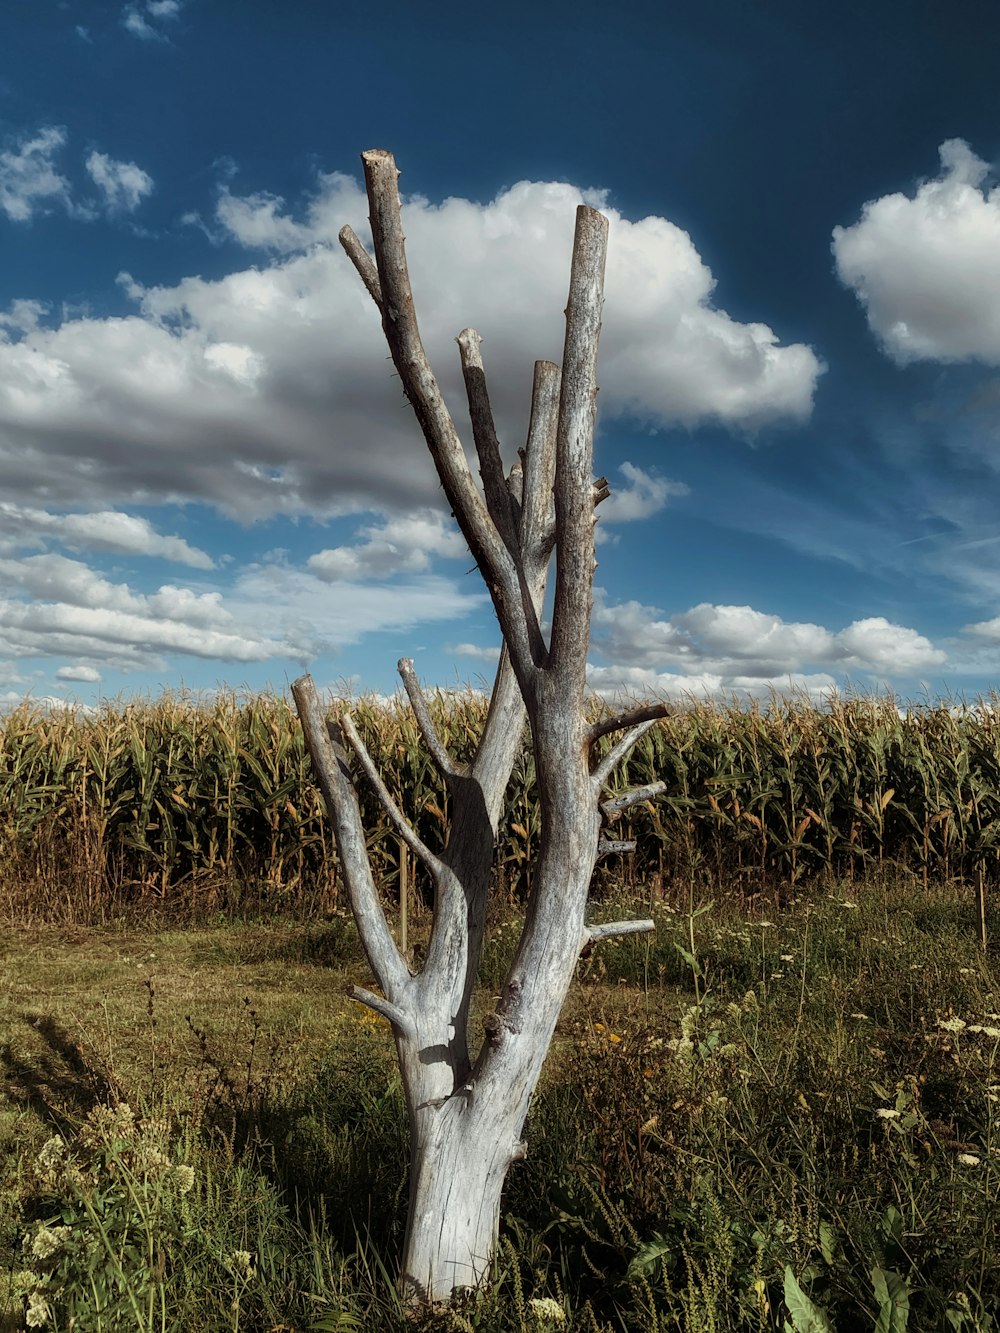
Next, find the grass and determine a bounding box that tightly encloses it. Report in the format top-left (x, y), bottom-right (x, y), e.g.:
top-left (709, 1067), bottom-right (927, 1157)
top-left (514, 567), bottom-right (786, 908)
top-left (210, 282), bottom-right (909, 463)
top-left (1, 877), bottom-right (998, 1330)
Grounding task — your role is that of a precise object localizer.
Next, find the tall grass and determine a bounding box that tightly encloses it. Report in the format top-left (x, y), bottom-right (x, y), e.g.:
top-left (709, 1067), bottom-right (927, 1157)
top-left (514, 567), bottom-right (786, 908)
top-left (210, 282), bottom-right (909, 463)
top-left (3, 881), bottom-right (999, 1329)
top-left (5, 690), bottom-right (1000, 921)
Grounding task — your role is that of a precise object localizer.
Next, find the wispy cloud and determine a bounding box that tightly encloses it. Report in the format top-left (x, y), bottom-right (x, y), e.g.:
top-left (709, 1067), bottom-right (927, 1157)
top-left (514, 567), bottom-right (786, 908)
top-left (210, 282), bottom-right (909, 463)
top-left (307, 512), bottom-right (467, 582)
top-left (121, 0), bottom-right (183, 42)
top-left (85, 151), bottom-right (153, 213)
top-left (0, 127), bottom-right (72, 223)
top-left (56, 664), bottom-right (102, 683)
top-left (0, 503), bottom-right (213, 568)
top-left (597, 462), bottom-right (687, 538)
top-left (0, 127), bottom-right (155, 224)
top-left (0, 552), bottom-right (284, 670)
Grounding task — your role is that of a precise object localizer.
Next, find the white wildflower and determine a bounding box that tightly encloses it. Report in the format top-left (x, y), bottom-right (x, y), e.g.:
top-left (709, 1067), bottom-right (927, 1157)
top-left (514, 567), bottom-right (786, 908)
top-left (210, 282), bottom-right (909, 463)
top-left (876, 1108), bottom-right (901, 1121)
top-left (25, 1295), bottom-right (52, 1328)
top-left (12, 1270), bottom-right (42, 1297)
top-left (34, 1137), bottom-right (66, 1186)
top-left (30, 1225), bottom-right (72, 1261)
top-left (111, 1104), bottom-right (135, 1135)
top-left (227, 1249), bottom-right (254, 1275)
top-left (938, 1017), bottom-right (967, 1034)
top-left (957, 1152), bottom-right (981, 1166)
top-left (680, 1006), bottom-right (699, 1039)
top-left (172, 1164), bottom-right (195, 1194)
top-left (529, 1296), bottom-right (566, 1324)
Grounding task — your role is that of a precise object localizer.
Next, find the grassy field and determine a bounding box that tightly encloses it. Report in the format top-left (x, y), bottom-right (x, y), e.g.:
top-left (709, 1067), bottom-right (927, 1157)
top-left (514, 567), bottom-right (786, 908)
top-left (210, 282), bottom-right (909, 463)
top-left (2, 877), bottom-right (999, 1331)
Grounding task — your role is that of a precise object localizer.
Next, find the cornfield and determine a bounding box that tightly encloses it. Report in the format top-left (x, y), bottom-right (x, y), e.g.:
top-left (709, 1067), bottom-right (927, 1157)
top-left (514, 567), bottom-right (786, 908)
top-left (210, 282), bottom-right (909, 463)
top-left (3, 689), bottom-right (1000, 921)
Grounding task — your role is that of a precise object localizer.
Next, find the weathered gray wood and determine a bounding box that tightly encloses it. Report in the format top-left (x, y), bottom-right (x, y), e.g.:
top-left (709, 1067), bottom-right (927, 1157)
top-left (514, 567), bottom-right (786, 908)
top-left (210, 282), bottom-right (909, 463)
top-left (588, 701), bottom-right (673, 746)
top-left (600, 780), bottom-right (669, 819)
top-left (585, 919), bottom-right (655, 944)
top-left (592, 717), bottom-right (661, 788)
top-left (292, 150), bottom-right (659, 1305)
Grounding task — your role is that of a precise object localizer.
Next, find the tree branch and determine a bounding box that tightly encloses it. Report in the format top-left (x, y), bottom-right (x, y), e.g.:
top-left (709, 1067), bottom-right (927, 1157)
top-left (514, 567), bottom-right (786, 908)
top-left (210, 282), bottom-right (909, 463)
top-left (520, 360), bottom-right (560, 581)
top-left (597, 838), bottom-right (636, 859)
top-left (592, 475), bottom-right (611, 506)
top-left (550, 205), bottom-right (609, 680)
top-left (456, 330), bottom-right (548, 669)
top-left (599, 780), bottom-right (668, 821)
top-left (457, 328), bottom-right (519, 554)
top-left (340, 711), bottom-right (444, 875)
top-left (355, 149), bottom-right (536, 683)
top-left (507, 456), bottom-right (524, 510)
top-left (583, 919), bottom-right (655, 947)
top-left (291, 675), bottom-right (409, 997)
top-left (397, 657), bottom-right (461, 782)
top-left (339, 225), bottom-right (383, 312)
top-left (591, 718), bottom-right (659, 788)
top-left (587, 702), bottom-right (673, 746)
top-left (348, 984), bottom-right (416, 1039)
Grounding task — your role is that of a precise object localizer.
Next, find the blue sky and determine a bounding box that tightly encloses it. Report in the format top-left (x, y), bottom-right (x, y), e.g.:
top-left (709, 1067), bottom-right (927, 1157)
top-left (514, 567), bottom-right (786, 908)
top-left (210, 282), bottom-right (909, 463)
top-left (3, 0), bottom-right (1000, 706)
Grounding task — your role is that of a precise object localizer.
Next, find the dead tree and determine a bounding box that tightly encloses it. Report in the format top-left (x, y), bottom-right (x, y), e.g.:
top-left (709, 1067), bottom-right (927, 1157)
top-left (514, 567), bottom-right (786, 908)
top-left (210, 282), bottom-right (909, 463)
top-left (292, 149), bottom-right (666, 1304)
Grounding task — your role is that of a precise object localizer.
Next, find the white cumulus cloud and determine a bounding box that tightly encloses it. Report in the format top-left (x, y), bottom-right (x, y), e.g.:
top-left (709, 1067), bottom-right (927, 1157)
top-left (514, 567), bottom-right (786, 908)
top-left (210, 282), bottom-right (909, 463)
top-left (833, 139), bottom-right (1000, 364)
top-left (590, 593), bottom-right (945, 686)
top-left (0, 167), bottom-right (820, 523)
top-left (452, 642), bottom-right (502, 663)
top-left (585, 663), bottom-right (840, 704)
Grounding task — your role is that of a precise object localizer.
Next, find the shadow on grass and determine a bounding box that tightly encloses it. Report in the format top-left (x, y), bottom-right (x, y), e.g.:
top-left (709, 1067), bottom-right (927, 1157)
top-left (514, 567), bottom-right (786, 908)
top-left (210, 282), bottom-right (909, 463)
top-left (0, 1012), bottom-right (115, 1132)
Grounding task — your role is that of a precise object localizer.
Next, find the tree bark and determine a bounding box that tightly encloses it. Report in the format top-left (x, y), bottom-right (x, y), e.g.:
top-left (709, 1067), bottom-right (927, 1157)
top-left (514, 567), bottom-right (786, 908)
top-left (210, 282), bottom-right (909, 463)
top-left (292, 149), bottom-right (668, 1305)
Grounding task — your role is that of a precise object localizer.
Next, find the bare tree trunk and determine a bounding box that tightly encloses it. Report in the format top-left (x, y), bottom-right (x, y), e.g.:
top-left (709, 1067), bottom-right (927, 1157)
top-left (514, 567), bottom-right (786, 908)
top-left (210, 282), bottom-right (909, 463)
top-left (292, 149), bottom-right (667, 1305)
